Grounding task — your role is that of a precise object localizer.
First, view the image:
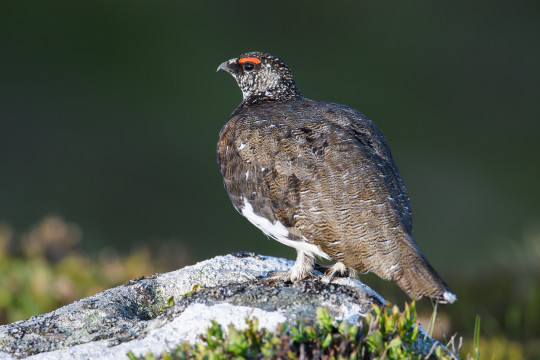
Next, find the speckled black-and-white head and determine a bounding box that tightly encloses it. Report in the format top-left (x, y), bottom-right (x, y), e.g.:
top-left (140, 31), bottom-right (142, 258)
top-left (217, 52), bottom-right (302, 106)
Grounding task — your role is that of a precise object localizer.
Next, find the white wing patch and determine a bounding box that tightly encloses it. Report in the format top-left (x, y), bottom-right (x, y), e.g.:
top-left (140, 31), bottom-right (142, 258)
top-left (240, 198), bottom-right (330, 260)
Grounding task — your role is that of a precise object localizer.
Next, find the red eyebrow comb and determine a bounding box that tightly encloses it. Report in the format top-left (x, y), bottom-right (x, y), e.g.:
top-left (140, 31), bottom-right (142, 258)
top-left (238, 57), bottom-right (261, 64)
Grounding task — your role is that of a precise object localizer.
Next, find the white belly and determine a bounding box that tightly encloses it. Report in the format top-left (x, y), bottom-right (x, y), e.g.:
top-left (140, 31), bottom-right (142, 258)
top-left (240, 197), bottom-right (331, 260)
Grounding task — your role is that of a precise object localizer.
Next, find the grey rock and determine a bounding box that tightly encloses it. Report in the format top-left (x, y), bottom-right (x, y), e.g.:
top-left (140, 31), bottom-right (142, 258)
top-left (0, 253), bottom-right (448, 359)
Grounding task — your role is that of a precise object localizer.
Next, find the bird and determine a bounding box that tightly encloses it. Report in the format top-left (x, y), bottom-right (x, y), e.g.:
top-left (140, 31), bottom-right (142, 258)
top-left (216, 52), bottom-right (456, 304)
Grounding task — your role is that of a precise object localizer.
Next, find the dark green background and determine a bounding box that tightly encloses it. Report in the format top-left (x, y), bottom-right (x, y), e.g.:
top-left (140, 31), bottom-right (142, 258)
top-left (2, 1), bottom-right (539, 275)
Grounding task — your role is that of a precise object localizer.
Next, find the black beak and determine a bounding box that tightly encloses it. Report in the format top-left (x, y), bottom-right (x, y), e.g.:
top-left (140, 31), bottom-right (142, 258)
top-left (217, 60), bottom-right (232, 73)
top-left (217, 59), bottom-right (242, 76)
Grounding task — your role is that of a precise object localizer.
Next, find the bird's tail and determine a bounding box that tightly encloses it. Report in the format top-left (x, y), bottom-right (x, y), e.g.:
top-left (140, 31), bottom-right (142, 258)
top-left (393, 248), bottom-right (456, 305)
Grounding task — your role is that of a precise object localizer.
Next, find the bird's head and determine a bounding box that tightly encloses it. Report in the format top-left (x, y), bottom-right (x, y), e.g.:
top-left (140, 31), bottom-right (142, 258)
top-left (217, 52), bottom-right (302, 106)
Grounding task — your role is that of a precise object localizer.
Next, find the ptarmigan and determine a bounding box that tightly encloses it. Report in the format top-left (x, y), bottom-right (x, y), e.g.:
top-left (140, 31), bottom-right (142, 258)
top-left (217, 52), bottom-right (456, 304)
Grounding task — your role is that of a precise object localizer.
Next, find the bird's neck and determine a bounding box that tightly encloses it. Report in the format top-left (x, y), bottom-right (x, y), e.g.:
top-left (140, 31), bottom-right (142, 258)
top-left (241, 86), bottom-right (303, 107)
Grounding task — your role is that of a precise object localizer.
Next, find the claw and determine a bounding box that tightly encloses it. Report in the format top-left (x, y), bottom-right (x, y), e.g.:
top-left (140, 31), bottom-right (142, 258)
top-left (322, 262), bottom-right (352, 283)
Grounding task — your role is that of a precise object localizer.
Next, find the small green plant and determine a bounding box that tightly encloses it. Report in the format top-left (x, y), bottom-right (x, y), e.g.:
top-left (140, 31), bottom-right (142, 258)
top-left (472, 315), bottom-right (481, 360)
top-left (364, 302), bottom-right (421, 358)
top-left (127, 301), bottom-right (462, 360)
top-left (182, 266), bottom-right (208, 298)
top-left (424, 301), bottom-right (438, 341)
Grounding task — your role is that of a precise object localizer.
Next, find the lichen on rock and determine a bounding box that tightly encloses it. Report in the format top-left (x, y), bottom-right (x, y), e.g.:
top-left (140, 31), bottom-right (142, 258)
top-left (0, 253), bottom-right (447, 360)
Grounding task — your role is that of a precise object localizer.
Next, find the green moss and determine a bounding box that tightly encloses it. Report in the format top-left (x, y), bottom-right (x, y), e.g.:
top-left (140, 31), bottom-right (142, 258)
top-left (127, 302), bottom-right (461, 360)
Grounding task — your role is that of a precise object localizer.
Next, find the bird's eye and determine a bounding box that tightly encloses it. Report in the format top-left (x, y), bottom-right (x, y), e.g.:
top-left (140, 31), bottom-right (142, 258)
top-left (243, 62), bottom-right (255, 71)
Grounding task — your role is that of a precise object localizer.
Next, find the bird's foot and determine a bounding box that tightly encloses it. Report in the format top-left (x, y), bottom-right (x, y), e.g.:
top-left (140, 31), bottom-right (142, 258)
top-left (266, 269), bottom-right (319, 282)
top-left (268, 261), bottom-right (353, 283)
top-left (267, 251), bottom-right (326, 282)
top-left (322, 262), bottom-right (354, 283)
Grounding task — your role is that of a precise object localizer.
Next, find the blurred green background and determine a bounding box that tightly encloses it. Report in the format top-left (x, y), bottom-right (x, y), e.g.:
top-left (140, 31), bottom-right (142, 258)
top-left (1, 0), bottom-right (539, 358)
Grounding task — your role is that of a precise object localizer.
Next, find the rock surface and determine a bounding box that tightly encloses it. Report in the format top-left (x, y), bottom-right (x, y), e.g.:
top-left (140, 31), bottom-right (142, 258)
top-left (0, 253), bottom-right (444, 359)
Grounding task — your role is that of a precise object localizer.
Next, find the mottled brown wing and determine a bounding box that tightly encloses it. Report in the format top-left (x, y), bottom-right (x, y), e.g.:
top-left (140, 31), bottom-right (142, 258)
top-left (321, 103), bottom-right (413, 234)
top-left (218, 100), bottom-right (411, 278)
top-left (285, 116), bottom-right (413, 280)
